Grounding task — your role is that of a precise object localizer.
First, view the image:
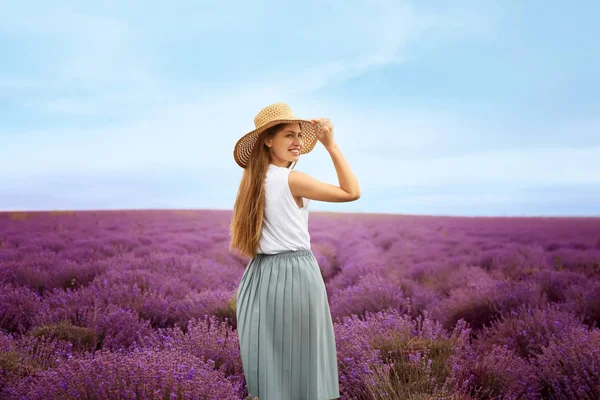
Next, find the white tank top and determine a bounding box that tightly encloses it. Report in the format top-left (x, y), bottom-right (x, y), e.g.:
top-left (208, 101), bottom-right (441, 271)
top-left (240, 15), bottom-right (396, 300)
top-left (256, 164), bottom-right (311, 254)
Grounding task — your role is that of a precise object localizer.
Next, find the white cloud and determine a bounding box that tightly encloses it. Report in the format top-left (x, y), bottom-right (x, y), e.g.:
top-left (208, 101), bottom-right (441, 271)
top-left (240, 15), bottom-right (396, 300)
top-left (358, 145), bottom-right (600, 188)
top-left (1, 0), bottom-right (493, 117)
top-left (1, 8), bottom-right (163, 117)
top-left (56, 16), bottom-right (152, 85)
top-left (263, 0), bottom-right (467, 94)
top-left (0, 77), bottom-right (60, 90)
top-left (3, 86), bottom-right (599, 199)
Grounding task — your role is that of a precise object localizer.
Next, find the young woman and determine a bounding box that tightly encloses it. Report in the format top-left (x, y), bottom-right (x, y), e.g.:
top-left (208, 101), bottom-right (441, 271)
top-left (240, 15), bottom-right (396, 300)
top-left (230, 102), bottom-right (361, 400)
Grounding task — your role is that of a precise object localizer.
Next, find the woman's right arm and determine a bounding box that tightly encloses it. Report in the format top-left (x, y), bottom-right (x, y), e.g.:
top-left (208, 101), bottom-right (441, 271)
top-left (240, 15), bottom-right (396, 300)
top-left (288, 141), bottom-right (361, 203)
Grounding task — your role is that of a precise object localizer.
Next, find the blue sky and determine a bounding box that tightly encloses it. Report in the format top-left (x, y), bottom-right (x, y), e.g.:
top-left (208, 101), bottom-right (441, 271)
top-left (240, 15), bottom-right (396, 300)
top-left (1, 0), bottom-right (599, 216)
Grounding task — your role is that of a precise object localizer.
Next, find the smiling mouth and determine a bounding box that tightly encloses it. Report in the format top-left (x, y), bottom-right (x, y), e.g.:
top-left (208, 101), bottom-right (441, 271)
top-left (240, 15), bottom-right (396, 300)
top-left (290, 149), bottom-right (300, 155)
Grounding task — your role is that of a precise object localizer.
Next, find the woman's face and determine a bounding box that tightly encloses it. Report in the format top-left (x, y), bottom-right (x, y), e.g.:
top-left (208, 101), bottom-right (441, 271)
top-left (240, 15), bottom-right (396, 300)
top-left (265, 123), bottom-right (304, 167)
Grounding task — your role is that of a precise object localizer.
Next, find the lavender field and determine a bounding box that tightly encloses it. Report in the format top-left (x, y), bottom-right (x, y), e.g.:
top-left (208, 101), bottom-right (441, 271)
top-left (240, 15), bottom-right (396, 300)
top-left (1, 210), bottom-right (599, 399)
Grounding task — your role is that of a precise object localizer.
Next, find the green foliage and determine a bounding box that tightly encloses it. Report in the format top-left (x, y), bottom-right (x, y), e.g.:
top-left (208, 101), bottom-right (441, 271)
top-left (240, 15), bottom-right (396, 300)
top-left (30, 320), bottom-right (99, 352)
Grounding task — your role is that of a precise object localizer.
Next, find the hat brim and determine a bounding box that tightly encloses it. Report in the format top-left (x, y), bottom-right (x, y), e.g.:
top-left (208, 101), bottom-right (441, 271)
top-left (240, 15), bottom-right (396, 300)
top-left (233, 119), bottom-right (318, 169)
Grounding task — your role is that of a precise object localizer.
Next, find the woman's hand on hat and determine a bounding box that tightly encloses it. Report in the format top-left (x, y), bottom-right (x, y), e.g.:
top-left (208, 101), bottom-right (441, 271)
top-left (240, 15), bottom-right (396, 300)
top-left (310, 117), bottom-right (335, 148)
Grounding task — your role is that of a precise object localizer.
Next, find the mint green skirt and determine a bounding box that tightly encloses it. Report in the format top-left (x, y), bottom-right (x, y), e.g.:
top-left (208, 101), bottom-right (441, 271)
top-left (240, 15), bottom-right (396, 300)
top-left (236, 249), bottom-right (340, 400)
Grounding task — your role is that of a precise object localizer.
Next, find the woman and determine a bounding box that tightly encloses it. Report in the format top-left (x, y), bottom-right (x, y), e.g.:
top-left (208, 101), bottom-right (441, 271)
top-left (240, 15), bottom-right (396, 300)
top-left (229, 102), bottom-right (360, 400)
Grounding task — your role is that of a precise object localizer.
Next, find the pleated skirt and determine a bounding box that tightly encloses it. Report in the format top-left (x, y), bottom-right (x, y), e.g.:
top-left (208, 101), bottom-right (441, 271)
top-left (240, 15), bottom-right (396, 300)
top-left (236, 249), bottom-right (340, 400)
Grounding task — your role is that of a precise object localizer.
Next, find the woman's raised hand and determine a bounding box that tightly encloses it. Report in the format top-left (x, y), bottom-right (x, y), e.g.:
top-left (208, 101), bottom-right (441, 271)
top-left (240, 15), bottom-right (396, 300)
top-left (310, 117), bottom-right (335, 149)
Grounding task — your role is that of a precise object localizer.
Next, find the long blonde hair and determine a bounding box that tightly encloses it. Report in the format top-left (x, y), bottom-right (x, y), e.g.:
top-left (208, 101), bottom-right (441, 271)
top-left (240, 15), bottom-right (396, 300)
top-left (229, 123), bottom-right (297, 259)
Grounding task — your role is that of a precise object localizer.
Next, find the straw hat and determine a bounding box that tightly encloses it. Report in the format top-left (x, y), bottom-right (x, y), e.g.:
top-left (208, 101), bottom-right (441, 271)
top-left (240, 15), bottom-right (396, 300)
top-left (233, 102), bottom-right (319, 169)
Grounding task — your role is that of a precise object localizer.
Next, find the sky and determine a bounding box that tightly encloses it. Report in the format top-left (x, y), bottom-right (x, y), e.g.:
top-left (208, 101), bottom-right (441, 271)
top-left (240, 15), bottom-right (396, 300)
top-left (1, 0), bottom-right (599, 216)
